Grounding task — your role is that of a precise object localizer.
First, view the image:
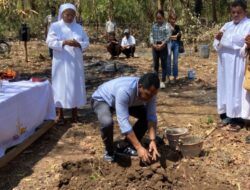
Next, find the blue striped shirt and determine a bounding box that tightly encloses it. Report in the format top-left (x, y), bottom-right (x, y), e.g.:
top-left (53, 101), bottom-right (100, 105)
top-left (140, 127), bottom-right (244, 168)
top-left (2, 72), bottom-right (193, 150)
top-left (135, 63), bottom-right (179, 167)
top-left (150, 22), bottom-right (172, 44)
top-left (92, 77), bottom-right (157, 134)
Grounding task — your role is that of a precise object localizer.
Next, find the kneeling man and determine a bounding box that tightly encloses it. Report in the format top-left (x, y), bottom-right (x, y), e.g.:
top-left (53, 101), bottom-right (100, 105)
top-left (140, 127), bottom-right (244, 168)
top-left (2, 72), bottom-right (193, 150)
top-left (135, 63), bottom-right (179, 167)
top-left (92, 73), bottom-right (160, 162)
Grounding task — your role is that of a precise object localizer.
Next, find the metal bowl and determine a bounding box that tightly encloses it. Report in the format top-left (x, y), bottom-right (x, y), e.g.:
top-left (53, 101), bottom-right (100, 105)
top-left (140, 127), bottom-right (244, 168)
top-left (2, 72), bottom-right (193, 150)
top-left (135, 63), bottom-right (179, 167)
top-left (165, 128), bottom-right (189, 149)
top-left (179, 136), bottom-right (203, 157)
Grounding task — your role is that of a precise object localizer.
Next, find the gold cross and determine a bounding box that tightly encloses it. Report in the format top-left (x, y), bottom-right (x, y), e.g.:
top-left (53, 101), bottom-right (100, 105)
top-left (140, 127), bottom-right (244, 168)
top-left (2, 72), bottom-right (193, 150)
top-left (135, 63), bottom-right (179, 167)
top-left (16, 118), bottom-right (27, 135)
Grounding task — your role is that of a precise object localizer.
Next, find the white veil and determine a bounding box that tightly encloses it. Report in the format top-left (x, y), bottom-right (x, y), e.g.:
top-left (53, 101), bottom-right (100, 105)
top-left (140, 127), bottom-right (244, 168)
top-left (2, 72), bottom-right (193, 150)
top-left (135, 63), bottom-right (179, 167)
top-left (58, 3), bottom-right (76, 21)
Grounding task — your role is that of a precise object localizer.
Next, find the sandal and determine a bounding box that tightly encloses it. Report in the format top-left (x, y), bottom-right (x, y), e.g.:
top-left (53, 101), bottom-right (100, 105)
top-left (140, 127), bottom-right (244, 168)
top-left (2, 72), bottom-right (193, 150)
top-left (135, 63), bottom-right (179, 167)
top-left (225, 124), bottom-right (242, 132)
top-left (218, 118), bottom-right (233, 128)
top-left (71, 108), bottom-right (80, 123)
top-left (71, 117), bottom-right (80, 123)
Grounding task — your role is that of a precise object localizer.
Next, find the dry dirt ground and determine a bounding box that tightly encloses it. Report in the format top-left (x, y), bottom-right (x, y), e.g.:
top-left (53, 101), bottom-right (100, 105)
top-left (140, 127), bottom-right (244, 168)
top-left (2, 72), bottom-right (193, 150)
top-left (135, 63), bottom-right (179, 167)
top-left (0, 41), bottom-right (249, 190)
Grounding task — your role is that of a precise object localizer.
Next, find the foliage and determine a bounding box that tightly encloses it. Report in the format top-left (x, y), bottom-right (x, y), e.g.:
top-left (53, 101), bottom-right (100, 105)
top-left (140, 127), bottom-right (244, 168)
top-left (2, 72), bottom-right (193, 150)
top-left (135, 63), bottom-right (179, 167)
top-left (0, 0), bottom-right (246, 42)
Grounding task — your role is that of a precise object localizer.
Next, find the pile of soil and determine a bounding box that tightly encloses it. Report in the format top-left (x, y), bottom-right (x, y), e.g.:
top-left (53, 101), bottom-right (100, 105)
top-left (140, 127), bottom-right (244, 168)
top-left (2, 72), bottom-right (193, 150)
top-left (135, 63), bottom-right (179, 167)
top-left (57, 142), bottom-right (236, 190)
top-left (58, 158), bottom-right (173, 190)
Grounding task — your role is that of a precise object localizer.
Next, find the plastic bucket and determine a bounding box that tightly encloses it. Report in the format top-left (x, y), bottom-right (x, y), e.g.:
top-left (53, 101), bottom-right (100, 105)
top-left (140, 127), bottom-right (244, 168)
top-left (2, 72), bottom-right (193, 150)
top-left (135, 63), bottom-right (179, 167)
top-left (199, 44), bottom-right (210, 58)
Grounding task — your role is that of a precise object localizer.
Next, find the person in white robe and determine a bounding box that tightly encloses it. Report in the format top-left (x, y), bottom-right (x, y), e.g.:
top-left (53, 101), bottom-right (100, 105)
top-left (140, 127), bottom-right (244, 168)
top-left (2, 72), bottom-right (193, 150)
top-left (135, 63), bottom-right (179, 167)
top-left (46, 3), bottom-right (89, 124)
top-left (213, 1), bottom-right (250, 130)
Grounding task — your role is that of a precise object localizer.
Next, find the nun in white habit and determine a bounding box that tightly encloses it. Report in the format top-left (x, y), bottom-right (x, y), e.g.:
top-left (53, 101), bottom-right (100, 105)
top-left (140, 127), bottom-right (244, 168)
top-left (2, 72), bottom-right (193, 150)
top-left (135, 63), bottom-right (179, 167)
top-left (213, 1), bottom-right (250, 130)
top-left (46, 3), bottom-right (89, 124)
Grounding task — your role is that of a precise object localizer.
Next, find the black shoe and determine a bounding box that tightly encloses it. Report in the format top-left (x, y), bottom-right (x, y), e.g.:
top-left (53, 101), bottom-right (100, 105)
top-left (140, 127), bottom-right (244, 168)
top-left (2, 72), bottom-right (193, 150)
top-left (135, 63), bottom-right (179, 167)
top-left (220, 113), bottom-right (227, 120)
top-left (122, 146), bottom-right (138, 157)
top-left (222, 117), bottom-right (232, 125)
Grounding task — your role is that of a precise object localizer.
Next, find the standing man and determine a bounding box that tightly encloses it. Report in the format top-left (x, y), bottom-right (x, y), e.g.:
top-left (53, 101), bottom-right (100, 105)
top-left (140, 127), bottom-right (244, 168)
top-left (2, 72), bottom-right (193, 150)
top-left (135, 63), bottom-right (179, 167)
top-left (106, 16), bottom-right (116, 33)
top-left (44, 6), bottom-right (58, 58)
top-left (150, 10), bottom-right (172, 89)
top-left (105, 16), bottom-right (116, 40)
top-left (92, 73), bottom-right (160, 162)
top-left (213, 1), bottom-right (250, 131)
top-left (121, 29), bottom-right (136, 58)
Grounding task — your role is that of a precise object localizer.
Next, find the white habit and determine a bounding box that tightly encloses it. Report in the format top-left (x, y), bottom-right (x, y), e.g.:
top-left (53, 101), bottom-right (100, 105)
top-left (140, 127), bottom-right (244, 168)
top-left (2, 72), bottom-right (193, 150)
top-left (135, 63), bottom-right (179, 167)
top-left (46, 4), bottom-right (89, 109)
top-left (213, 17), bottom-right (250, 119)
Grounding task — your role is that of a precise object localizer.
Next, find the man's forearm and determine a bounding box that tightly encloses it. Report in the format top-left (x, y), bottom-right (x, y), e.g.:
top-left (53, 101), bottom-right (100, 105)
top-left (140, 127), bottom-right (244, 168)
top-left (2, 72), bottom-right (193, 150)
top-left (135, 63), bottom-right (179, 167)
top-left (126, 131), bottom-right (142, 150)
top-left (148, 121), bottom-right (157, 140)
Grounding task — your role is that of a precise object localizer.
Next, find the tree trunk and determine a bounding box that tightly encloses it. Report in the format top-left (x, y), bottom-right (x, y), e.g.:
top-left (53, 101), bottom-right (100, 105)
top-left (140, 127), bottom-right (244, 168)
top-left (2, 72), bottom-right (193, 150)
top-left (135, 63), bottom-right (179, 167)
top-left (157, 0), bottom-right (165, 10)
top-left (212, 0), bottom-right (217, 23)
top-left (92, 0), bottom-right (99, 41)
top-left (109, 0), bottom-right (114, 18)
top-left (194, 0), bottom-right (202, 17)
top-left (24, 41), bottom-right (28, 62)
top-left (179, 0), bottom-right (189, 9)
top-left (169, 0), bottom-right (174, 12)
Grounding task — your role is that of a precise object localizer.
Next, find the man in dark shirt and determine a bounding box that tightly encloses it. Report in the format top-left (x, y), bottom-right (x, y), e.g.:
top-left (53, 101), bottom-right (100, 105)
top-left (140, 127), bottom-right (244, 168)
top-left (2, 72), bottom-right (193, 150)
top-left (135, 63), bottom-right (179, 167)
top-left (106, 32), bottom-right (121, 59)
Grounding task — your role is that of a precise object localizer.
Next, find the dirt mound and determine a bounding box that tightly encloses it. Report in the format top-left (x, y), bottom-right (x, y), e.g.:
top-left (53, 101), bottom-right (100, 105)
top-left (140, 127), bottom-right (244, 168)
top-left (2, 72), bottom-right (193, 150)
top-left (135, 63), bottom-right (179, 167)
top-left (57, 141), bottom-right (237, 190)
top-left (58, 158), bottom-right (173, 190)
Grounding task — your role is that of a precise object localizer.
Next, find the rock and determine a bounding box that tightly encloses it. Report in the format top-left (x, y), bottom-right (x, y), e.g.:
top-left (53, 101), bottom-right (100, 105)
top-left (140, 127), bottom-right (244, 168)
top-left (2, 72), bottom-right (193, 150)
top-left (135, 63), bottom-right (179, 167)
top-left (154, 181), bottom-right (165, 189)
top-left (155, 167), bottom-right (166, 176)
top-left (127, 172), bottom-right (135, 181)
top-left (142, 169), bottom-right (154, 178)
top-left (151, 173), bottom-right (164, 182)
top-left (150, 163), bottom-right (161, 172)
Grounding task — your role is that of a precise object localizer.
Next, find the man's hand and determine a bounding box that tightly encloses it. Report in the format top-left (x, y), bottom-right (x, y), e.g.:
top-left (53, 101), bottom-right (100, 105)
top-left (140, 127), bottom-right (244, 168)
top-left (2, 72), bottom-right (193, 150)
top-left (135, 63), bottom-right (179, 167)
top-left (152, 44), bottom-right (158, 50)
top-left (126, 131), bottom-right (151, 162)
top-left (215, 32), bottom-right (223, 41)
top-left (158, 43), bottom-right (165, 50)
top-left (149, 140), bottom-right (160, 160)
top-left (112, 40), bottom-right (118, 44)
top-left (63, 39), bottom-right (80, 48)
top-left (245, 34), bottom-right (250, 49)
top-left (137, 146), bottom-right (151, 162)
top-left (152, 44), bottom-right (165, 51)
top-left (122, 45), bottom-right (130, 49)
top-left (170, 35), bottom-right (177, 40)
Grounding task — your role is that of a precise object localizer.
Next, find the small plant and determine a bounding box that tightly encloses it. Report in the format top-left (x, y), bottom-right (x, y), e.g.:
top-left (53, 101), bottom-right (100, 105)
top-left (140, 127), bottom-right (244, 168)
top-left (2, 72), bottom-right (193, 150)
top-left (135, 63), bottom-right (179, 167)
top-left (89, 172), bottom-right (100, 181)
top-left (207, 116), bottom-right (214, 124)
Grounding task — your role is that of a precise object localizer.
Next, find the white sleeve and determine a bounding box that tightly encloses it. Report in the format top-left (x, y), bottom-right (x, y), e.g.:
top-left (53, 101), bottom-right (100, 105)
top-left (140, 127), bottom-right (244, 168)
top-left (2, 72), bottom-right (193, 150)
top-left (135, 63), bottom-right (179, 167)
top-left (240, 22), bottom-right (250, 57)
top-left (213, 39), bottom-right (221, 52)
top-left (46, 24), bottom-right (64, 51)
top-left (78, 28), bottom-right (90, 51)
top-left (213, 23), bottom-right (228, 52)
top-left (121, 37), bottom-right (125, 47)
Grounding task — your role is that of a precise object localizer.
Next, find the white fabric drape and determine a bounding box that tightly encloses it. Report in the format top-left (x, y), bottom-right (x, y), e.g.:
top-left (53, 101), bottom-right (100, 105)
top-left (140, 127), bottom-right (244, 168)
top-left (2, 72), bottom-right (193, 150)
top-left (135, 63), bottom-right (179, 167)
top-left (0, 80), bottom-right (55, 157)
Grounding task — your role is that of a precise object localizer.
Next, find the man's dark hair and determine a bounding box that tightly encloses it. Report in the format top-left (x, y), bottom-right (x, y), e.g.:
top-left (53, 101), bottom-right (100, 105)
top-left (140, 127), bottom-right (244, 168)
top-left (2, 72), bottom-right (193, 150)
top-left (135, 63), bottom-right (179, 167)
top-left (156, 10), bottom-right (165, 18)
top-left (231, 1), bottom-right (247, 11)
top-left (139, 73), bottom-right (160, 89)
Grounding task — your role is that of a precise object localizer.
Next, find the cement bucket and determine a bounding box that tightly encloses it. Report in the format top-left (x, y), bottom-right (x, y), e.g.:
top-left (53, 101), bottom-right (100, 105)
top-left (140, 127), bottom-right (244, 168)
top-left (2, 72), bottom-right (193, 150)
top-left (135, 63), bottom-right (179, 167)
top-left (179, 136), bottom-right (203, 157)
top-left (165, 128), bottom-right (189, 149)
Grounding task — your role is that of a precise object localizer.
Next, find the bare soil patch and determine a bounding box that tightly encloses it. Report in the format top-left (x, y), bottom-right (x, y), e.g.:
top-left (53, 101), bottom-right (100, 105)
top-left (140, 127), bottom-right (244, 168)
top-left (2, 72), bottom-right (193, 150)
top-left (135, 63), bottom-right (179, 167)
top-left (0, 41), bottom-right (249, 190)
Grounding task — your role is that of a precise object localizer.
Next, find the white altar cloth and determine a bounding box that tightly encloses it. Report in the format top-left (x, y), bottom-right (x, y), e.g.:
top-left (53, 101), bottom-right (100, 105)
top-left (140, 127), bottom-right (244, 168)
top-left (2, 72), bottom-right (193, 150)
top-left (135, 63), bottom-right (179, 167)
top-left (0, 80), bottom-right (56, 157)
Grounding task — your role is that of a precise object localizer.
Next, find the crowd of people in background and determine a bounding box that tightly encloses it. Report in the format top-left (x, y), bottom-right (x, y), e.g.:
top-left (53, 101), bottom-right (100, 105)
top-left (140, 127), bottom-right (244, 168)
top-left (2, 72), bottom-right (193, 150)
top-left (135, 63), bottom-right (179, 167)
top-left (45, 1), bottom-right (250, 163)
